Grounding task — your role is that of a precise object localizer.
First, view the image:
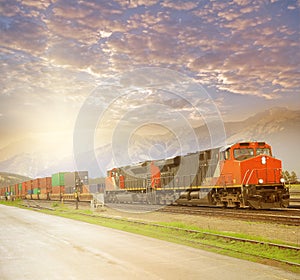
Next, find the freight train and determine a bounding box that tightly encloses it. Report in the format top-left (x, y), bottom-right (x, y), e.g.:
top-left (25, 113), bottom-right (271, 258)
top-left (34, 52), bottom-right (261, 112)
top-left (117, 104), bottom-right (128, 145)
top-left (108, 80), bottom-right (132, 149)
top-left (105, 141), bottom-right (290, 209)
top-left (0, 171), bottom-right (104, 202)
top-left (0, 141), bottom-right (290, 209)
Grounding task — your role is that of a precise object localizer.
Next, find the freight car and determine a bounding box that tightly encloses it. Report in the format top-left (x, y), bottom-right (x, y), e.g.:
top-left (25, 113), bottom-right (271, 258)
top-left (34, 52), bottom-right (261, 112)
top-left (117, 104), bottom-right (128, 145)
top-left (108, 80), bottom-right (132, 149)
top-left (105, 142), bottom-right (290, 209)
top-left (1, 171), bottom-right (93, 202)
top-left (50, 171), bottom-right (90, 201)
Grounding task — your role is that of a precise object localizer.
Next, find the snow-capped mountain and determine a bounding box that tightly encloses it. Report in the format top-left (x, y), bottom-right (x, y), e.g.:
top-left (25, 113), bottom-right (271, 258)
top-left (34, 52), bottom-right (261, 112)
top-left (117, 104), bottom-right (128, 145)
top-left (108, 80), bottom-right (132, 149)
top-left (0, 107), bottom-right (299, 178)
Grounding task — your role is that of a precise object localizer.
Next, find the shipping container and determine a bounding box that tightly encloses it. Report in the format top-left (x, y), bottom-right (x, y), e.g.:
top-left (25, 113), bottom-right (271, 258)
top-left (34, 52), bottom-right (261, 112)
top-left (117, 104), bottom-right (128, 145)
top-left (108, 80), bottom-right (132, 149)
top-left (32, 178), bottom-right (40, 189)
top-left (49, 185), bottom-right (64, 200)
top-left (21, 182), bottom-right (27, 197)
top-left (64, 171), bottom-right (89, 189)
top-left (31, 179), bottom-right (40, 197)
top-left (81, 185), bottom-right (89, 193)
top-left (29, 180), bottom-right (32, 190)
top-left (33, 188), bottom-right (40, 195)
top-left (64, 186), bottom-right (74, 194)
top-left (52, 172), bottom-right (65, 187)
top-left (64, 172), bottom-right (75, 189)
top-left (39, 177), bottom-right (52, 194)
top-left (22, 181), bottom-right (32, 198)
top-left (51, 185), bottom-right (64, 194)
top-left (14, 184), bottom-right (19, 197)
top-left (29, 180), bottom-right (34, 198)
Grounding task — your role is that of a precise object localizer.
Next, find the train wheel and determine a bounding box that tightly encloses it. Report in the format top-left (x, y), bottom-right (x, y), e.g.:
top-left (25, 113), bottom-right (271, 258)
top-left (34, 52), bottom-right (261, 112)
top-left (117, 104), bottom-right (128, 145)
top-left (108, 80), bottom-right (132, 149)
top-left (234, 202), bottom-right (240, 209)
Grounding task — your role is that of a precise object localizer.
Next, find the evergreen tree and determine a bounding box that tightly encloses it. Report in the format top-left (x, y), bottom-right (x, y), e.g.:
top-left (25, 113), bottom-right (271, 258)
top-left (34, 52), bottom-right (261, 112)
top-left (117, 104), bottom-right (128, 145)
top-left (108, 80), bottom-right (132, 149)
top-left (283, 170), bottom-right (291, 182)
top-left (290, 171), bottom-right (298, 184)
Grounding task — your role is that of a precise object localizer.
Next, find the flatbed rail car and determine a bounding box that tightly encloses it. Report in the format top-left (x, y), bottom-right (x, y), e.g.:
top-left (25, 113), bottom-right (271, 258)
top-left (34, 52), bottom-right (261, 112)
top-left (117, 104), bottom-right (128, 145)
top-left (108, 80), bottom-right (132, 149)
top-left (105, 142), bottom-right (290, 209)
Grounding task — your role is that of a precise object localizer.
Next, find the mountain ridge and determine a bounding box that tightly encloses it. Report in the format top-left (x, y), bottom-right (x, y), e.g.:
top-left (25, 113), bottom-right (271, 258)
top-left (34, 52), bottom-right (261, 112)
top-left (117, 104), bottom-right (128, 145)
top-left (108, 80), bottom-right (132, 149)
top-left (0, 172), bottom-right (32, 187)
top-left (0, 107), bottom-right (299, 178)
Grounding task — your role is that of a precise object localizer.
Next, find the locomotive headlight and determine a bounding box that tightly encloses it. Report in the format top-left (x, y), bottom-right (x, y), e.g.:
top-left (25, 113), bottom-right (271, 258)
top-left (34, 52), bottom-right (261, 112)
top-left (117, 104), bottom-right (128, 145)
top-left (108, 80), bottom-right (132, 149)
top-left (258, 178), bottom-right (264, 184)
top-left (280, 178), bottom-right (285, 183)
top-left (261, 156), bottom-right (266, 165)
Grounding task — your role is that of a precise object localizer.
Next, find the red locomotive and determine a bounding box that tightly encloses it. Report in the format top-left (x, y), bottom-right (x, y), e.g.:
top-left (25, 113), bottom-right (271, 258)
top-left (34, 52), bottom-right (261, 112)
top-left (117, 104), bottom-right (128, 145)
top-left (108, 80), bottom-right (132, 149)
top-left (105, 141), bottom-right (289, 209)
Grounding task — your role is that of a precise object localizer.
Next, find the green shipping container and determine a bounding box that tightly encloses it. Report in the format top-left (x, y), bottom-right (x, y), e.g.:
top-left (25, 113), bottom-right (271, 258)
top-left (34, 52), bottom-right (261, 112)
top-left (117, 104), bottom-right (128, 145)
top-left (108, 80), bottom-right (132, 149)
top-left (33, 188), bottom-right (40, 194)
top-left (52, 172), bottom-right (65, 187)
top-left (18, 183), bottom-right (22, 191)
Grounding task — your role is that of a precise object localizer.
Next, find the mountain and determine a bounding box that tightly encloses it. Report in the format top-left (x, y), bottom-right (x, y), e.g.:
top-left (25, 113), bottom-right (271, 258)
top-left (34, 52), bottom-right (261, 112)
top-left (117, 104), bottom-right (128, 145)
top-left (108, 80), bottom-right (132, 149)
top-left (224, 107), bottom-right (300, 174)
top-left (101, 107), bottom-right (300, 174)
top-left (0, 107), bottom-right (299, 178)
top-left (0, 172), bottom-right (31, 187)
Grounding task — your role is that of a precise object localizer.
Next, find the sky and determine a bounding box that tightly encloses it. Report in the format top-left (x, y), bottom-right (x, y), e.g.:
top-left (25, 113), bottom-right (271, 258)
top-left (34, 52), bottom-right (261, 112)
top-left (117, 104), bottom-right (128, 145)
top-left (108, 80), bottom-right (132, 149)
top-left (0, 0), bottom-right (300, 171)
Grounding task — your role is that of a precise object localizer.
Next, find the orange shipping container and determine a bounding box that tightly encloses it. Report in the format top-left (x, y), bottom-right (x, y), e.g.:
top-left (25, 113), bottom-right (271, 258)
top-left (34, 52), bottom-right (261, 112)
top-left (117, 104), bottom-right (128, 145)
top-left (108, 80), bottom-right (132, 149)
top-left (0, 187), bottom-right (5, 196)
top-left (25, 180), bottom-right (32, 192)
top-left (51, 186), bottom-right (64, 194)
top-left (14, 184), bottom-right (19, 196)
top-left (21, 182), bottom-right (26, 196)
top-left (32, 179), bottom-right (40, 189)
top-left (39, 177), bottom-right (52, 194)
top-left (30, 180), bottom-right (34, 192)
top-left (23, 181), bottom-right (32, 195)
top-left (81, 185), bottom-right (90, 194)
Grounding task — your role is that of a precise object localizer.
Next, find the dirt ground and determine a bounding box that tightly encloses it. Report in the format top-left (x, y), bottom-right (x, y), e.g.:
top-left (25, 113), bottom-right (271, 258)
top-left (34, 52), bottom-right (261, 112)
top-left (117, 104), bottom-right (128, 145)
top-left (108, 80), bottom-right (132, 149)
top-left (98, 206), bottom-right (300, 246)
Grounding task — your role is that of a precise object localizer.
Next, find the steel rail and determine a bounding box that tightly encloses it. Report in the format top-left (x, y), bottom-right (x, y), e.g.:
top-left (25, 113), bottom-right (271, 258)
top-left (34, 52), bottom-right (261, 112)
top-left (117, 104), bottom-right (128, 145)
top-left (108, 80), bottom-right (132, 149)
top-left (159, 205), bottom-right (300, 226)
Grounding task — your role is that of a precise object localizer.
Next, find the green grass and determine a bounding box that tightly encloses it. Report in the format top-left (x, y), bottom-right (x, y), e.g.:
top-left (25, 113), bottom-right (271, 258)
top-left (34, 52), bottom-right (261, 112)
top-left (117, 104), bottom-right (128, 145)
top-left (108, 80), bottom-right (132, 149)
top-left (289, 184), bottom-right (300, 191)
top-left (1, 199), bottom-right (299, 273)
top-left (0, 199), bottom-right (22, 206)
top-left (159, 221), bottom-right (297, 246)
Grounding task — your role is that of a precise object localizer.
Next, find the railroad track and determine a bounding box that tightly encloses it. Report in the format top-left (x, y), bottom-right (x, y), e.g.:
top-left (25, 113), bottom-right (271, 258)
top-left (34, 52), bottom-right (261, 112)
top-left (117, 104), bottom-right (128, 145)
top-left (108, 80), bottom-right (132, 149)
top-left (158, 205), bottom-right (300, 226)
top-left (23, 199), bottom-right (300, 226)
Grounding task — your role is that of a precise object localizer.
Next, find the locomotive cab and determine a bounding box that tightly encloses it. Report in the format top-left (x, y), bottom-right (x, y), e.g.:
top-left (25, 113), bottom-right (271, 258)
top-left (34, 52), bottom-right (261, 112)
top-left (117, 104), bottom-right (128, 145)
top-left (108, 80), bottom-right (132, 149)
top-left (219, 142), bottom-right (289, 209)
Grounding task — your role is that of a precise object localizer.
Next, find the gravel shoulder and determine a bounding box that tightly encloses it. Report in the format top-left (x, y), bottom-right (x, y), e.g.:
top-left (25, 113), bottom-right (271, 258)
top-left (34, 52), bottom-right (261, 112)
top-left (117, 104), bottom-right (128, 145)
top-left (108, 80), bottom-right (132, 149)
top-left (100, 206), bottom-right (300, 245)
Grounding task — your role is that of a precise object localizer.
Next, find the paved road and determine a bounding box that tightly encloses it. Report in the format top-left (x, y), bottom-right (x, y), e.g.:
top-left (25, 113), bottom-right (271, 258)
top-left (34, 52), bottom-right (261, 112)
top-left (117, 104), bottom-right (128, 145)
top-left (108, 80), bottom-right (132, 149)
top-left (0, 205), bottom-right (298, 280)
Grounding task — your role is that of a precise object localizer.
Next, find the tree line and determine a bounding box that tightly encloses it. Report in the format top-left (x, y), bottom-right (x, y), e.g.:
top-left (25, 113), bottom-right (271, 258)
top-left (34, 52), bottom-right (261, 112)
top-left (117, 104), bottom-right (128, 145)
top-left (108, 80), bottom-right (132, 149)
top-left (283, 170), bottom-right (299, 184)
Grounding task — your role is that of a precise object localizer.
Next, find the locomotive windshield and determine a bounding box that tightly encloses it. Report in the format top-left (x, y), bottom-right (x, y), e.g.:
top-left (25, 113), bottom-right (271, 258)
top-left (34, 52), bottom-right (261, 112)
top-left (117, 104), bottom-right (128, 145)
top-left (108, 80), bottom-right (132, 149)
top-left (234, 148), bottom-right (254, 160)
top-left (256, 148), bottom-right (271, 156)
top-left (233, 147), bottom-right (272, 160)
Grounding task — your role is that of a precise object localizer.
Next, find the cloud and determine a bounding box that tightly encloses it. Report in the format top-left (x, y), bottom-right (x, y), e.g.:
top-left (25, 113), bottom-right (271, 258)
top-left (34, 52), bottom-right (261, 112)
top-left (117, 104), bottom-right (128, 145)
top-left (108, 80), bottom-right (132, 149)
top-left (232, 0), bottom-right (253, 5)
top-left (1, 17), bottom-right (47, 54)
top-left (114, 0), bottom-right (159, 8)
top-left (52, 1), bottom-right (93, 19)
top-left (20, 0), bottom-right (51, 8)
top-left (0, 0), bottom-right (21, 17)
top-left (46, 39), bottom-right (99, 68)
top-left (160, 1), bottom-right (198, 11)
top-left (0, 0), bottom-right (299, 141)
